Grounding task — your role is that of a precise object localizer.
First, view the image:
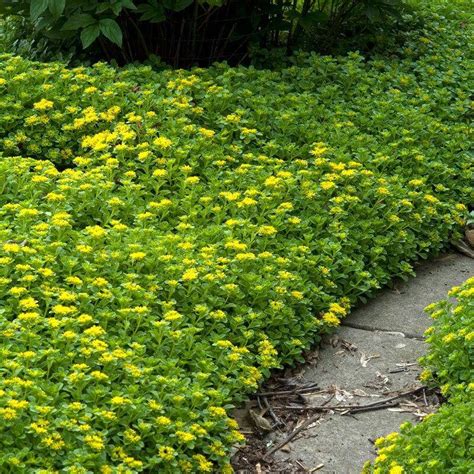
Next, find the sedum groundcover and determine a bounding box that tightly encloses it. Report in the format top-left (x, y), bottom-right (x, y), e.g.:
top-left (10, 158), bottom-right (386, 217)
top-left (0, 1), bottom-right (472, 472)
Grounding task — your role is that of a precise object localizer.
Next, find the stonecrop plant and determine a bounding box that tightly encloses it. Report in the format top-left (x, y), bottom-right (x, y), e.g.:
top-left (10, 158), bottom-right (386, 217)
top-left (0, 0), bottom-right (472, 472)
top-left (364, 277), bottom-right (474, 474)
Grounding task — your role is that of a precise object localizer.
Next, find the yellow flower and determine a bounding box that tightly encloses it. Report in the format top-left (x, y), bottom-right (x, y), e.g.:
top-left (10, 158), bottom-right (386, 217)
top-left (46, 192), bottom-right (65, 202)
top-left (77, 314), bottom-right (93, 324)
top-left (33, 99), bottom-right (54, 111)
top-left (329, 302), bottom-right (347, 316)
top-left (84, 326), bottom-right (106, 337)
top-left (19, 297), bottom-right (39, 310)
top-left (310, 142), bottom-right (329, 157)
top-left (419, 369), bottom-right (431, 382)
top-left (110, 396), bottom-right (130, 406)
top-left (76, 244), bottom-right (93, 254)
top-left (148, 400), bottom-right (163, 410)
top-left (7, 399), bottom-right (29, 410)
top-left (322, 312), bottom-right (340, 326)
top-left (258, 225), bottom-right (277, 236)
top-left (199, 127), bottom-right (215, 138)
top-left (58, 291), bottom-right (77, 302)
top-left (264, 176), bottom-right (282, 187)
top-left (124, 428), bottom-right (141, 443)
top-left (291, 291), bottom-right (304, 300)
top-left (225, 113), bottom-right (241, 123)
top-left (153, 136), bottom-right (173, 148)
top-left (3, 243), bottom-right (21, 253)
top-left (52, 304), bottom-right (76, 316)
top-left (18, 311), bottom-right (40, 322)
top-left (9, 286), bottom-right (28, 296)
top-left (159, 446), bottom-right (175, 461)
top-left (107, 197), bottom-right (124, 206)
top-left (184, 176), bottom-right (200, 185)
top-left (153, 169), bottom-right (168, 178)
top-left (92, 277), bottom-right (109, 287)
top-left (156, 416), bottom-right (172, 426)
top-left (320, 181), bottom-right (335, 190)
top-left (193, 454), bottom-right (213, 472)
top-left (389, 465), bottom-right (404, 474)
top-left (130, 252), bottom-right (146, 261)
top-left (164, 310), bottom-right (182, 321)
top-left (442, 333), bottom-right (456, 343)
top-left (209, 406), bottom-right (227, 417)
top-left (238, 197), bottom-right (257, 207)
top-left (84, 434), bottom-right (104, 451)
top-left (85, 225), bottom-right (107, 238)
top-left (182, 268), bottom-right (199, 281)
top-left (66, 276), bottom-right (82, 285)
top-left (42, 433), bottom-right (65, 450)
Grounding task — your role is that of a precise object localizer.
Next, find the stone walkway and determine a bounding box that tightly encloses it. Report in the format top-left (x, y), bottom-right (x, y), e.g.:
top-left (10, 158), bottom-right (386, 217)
top-left (234, 253), bottom-right (473, 473)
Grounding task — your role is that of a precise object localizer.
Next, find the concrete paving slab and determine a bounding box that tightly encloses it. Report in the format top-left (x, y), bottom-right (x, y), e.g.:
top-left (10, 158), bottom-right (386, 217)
top-left (266, 327), bottom-right (428, 472)
top-left (345, 254), bottom-right (474, 337)
top-left (299, 326), bottom-right (426, 396)
top-left (272, 410), bottom-right (415, 474)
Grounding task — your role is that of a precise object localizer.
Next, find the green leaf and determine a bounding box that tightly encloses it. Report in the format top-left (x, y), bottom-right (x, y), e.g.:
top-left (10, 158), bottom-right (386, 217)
top-left (137, 2), bottom-right (165, 23)
top-left (121, 0), bottom-right (137, 9)
top-left (99, 18), bottom-right (123, 47)
top-left (96, 3), bottom-right (113, 14)
top-left (62, 13), bottom-right (96, 31)
top-left (48, 0), bottom-right (65, 17)
top-left (80, 23), bottom-right (100, 49)
top-left (30, 0), bottom-right (49, 20)
top-left (163, 0), bottom-right (193, 12)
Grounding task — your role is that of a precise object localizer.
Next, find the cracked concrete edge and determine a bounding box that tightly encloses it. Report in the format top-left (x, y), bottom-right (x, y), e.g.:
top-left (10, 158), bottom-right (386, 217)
top-left (341, 321), bottom-right (424, 340)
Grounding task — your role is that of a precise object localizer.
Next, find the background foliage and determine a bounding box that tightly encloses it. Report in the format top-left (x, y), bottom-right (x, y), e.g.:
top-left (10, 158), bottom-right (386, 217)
top-left (0, 0), bottom-right (407, 65)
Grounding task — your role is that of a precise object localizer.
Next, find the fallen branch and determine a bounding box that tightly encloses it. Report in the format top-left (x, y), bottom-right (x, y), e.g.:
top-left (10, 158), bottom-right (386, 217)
top-left (263, 394), bottom-right (334, 461)
top-left (256, 382), bottom-right (320, 398)
top-left (261, 396), bottom-right (285, 428)
top-left (282, 386), bottom-right (426, 414)
top-left (263, 414), bottom-right (322, 461)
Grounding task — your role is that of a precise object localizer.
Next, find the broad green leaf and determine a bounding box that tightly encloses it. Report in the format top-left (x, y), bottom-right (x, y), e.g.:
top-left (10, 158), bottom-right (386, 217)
top-left (100, 18), bottom-right (123, 47)
top-left (30, 0), bottom-right (49, 20)
top-left (121, 0), bottom-right (137, 9)
top-left (80, 23), bottom-right (100, 49)
top-left (96, 3), bottom-right (113, 14)
top-left (62, 14), bottom-right (96, 31)
top-left (163, 0), bottom-right (193, 12)
top-left (48, 0), bottom-right (65, 17)
top-left (136, 2), bottom-right (165, 23)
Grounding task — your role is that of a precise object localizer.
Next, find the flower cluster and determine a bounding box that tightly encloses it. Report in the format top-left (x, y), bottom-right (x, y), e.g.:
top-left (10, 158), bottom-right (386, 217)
top-left (0, 0), bottom-right (472, 471)
top-left (364, 277), bottom-right (474, 473)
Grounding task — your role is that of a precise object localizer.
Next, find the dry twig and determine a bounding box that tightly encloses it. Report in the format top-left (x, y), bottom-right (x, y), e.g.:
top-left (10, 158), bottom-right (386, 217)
top-left (263, 414), bottom-right (322, 461)
top-left (282, 386), bottom-right (426, 414)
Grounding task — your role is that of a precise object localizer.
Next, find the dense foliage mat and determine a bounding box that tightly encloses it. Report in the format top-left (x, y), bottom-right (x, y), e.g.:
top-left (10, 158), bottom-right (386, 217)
top-left (0, 1), bottom-right (472, 471)
top-left (364, 277), bottom-right (474, 474)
